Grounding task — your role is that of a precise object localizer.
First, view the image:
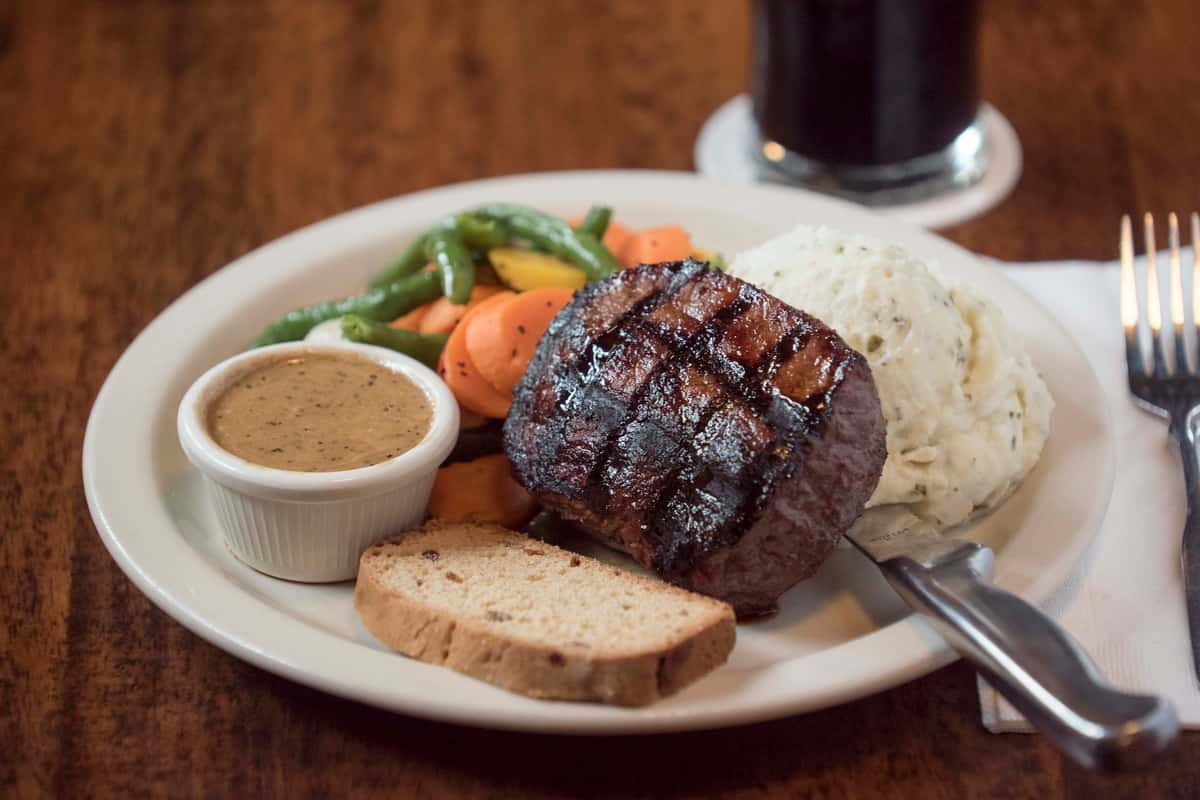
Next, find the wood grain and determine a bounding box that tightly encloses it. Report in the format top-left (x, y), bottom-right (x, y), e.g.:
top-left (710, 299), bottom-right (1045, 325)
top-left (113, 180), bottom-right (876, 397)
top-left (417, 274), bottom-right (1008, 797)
top-left (4, 0), bottom-right (1200, 797)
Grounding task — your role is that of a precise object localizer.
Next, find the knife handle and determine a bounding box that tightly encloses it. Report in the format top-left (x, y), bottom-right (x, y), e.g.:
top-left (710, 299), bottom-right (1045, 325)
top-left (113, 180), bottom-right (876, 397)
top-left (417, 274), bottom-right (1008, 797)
top-left (879, 543), bottom-right (1178, 771)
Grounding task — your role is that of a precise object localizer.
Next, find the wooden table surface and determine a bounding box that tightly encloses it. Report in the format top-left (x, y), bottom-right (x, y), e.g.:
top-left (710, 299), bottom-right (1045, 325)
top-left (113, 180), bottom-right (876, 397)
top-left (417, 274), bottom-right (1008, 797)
top-left (5, 1), bottom-right (1200, 797)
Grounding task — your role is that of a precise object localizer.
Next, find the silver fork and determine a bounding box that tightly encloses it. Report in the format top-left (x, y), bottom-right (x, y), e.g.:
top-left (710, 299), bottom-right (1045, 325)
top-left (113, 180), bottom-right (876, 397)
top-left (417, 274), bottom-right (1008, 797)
top-left (1122, 211), bottom-right (1200, 682)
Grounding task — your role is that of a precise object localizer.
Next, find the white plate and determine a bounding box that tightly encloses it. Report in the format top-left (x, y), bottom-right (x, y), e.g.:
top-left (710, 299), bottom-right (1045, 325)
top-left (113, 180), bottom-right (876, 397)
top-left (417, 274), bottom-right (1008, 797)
top-left (83, 170), bottom-right (1114, 734)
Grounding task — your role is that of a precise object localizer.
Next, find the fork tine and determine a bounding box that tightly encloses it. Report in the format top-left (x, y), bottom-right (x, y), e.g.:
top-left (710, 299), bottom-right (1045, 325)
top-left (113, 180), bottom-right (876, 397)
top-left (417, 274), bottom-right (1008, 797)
top-left (1122, 215), bottom-right (1146, 377)
top-left (1145, 213), bottom-right (1169, 376)
top-left (1169, 213), bottom-right (1189, 374)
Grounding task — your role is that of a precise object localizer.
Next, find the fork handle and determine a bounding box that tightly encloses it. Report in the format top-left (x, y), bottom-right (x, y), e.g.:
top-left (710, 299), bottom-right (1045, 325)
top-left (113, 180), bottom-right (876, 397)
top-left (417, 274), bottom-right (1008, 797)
top-left (1170, 408), bottom-right (1200, 684)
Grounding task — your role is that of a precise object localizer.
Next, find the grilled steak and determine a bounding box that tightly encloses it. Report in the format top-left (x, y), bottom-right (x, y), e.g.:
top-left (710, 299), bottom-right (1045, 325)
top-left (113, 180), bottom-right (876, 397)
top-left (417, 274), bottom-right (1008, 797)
top-left (504, 260), bottom-right (886, 616)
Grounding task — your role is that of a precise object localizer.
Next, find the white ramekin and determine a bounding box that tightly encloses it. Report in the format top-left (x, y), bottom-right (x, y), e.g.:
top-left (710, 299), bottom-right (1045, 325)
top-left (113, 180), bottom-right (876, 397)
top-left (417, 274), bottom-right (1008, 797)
top-left (177, 341), bottom-right (459, 582)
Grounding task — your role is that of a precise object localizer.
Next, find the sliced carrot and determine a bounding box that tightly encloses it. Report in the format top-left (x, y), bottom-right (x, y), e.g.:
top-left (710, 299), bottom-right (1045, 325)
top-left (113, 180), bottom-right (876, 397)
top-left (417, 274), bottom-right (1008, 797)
top-left (600, 220), bottom-right (632, 254)
top-left (427, 454), bottom-right (536, 529)
top-left (569, 216), bottom-right (633, 255)
top-left (465, 287), bottom-right (574, 395)
top-left (460, 292), bottom-right (520, 393)
top-left (389, 304), bottom-right (430, 331)
top-left (438, 291), bottom-right (515, 418)
top-left (618, 225), bottom-right (693, 269)
top-left (419, 285), bottom-right (504, 335)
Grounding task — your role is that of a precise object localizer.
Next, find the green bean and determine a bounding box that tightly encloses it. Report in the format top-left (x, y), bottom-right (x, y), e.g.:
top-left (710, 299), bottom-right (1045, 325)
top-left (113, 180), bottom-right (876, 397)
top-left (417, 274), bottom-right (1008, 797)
top-left (339, 315), bottom-right (448, 370)
top-left (369, 214), bottom-right (506, 291)
top-left (250, 270), bottom-right (441, 348)
top-left (455, 213), bottom-right (509, 251)
top-left (369, 234), bottom-right (429, 290)
top-left (708, 252), bottom-right (727, 272)
top-left (424, 226), bottom-right (475, 305)
top-left (472, 203), bottom-right (619, 280)
top-left (576, 205), bottom-right (612, 239)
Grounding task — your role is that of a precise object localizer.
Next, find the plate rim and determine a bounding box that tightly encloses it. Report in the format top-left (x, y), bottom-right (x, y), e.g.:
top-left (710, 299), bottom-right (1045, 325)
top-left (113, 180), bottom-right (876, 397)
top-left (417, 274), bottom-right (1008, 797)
top-left (82, 168), bottom-right (1115, 734)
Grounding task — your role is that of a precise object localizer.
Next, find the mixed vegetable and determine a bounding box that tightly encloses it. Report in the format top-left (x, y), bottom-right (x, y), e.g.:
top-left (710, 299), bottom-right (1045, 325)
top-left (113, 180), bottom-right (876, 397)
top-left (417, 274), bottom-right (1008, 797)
top-left (248, 202), bottom-right (719, 527)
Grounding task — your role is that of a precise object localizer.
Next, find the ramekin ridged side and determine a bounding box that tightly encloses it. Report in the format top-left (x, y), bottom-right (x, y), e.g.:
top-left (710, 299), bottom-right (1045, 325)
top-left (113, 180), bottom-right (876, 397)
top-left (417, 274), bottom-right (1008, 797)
top-left (205, 473), bottom-right (436, 581)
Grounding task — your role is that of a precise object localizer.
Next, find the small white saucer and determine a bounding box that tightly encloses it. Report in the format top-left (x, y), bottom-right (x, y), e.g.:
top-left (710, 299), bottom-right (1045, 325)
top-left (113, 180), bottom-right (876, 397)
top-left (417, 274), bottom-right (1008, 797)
top-left (694, 94), bottom-right (1022, 230)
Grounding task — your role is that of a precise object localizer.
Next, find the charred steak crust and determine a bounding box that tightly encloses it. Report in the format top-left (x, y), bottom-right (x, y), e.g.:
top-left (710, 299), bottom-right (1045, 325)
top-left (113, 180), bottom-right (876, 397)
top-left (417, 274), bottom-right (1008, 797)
top-left (504, 261), bottom-right (886, 615)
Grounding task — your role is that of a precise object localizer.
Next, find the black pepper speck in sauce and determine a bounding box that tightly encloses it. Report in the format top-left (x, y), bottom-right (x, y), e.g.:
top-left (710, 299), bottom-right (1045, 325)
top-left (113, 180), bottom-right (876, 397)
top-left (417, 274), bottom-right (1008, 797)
top-left (207, 353), bottom-right (432, 472)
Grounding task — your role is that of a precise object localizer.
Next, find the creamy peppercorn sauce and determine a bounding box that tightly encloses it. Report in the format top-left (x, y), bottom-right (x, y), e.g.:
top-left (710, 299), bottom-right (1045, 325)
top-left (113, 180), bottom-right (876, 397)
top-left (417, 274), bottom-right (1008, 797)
top-left (207, 352), bottom-right (432, 472)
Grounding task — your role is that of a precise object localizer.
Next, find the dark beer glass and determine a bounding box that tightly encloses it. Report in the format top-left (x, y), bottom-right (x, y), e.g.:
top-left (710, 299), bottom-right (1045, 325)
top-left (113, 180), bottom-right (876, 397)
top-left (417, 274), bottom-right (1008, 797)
top-left (752, 0), bottom-right (986, 200)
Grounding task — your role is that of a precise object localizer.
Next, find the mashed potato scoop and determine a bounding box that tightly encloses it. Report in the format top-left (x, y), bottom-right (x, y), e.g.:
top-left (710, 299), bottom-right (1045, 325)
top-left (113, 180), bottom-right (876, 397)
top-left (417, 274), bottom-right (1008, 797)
top-left (732, 225), bottom-right (1053, 530)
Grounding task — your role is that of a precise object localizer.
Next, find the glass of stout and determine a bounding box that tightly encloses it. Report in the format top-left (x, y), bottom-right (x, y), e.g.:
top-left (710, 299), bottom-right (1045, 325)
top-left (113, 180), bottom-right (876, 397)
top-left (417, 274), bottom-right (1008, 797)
top-left (752, 0), bottom-right (986, 202)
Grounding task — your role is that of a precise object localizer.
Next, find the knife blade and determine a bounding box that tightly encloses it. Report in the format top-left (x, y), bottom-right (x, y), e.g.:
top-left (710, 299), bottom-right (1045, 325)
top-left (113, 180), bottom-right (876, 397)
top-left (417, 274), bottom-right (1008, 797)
top-left (845, 504), bottom-right (973, 566)
top-left (845, 505), bottom-right (1178, 771)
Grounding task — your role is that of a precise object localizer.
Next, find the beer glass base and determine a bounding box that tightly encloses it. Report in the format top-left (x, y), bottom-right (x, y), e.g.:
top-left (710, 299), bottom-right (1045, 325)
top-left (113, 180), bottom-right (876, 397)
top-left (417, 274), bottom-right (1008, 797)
top-left (756, 112), bottom-right (989, 206)
top-left (695, 96), bottom-right (1022, 228)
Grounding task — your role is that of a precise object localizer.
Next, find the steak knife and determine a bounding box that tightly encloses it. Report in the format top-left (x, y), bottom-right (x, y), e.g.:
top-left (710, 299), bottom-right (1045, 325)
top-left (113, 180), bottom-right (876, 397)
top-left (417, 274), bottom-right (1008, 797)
top-left (846, 505), bottom-right (1179, 770)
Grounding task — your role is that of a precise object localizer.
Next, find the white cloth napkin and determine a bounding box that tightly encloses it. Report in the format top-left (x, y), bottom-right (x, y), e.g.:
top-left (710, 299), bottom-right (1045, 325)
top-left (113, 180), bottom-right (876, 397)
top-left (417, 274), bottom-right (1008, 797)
top-left (978, 258), bottom-right (1200, 731)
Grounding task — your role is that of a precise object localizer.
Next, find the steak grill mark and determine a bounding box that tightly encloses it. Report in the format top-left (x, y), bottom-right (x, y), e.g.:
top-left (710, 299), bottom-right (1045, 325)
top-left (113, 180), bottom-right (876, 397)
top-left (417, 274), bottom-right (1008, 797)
top-left (543, 262), bottom-right (843, 575)
top-left (638, 313), bottom-right (828, 575)
top-left (534, 262), bottom-right (705, 497)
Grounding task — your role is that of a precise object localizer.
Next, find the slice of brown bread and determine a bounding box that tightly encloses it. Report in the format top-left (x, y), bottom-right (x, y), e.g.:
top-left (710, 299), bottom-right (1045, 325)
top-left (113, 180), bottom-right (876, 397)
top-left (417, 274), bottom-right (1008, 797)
top-left (354, 520), bottom-right (736, 706)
